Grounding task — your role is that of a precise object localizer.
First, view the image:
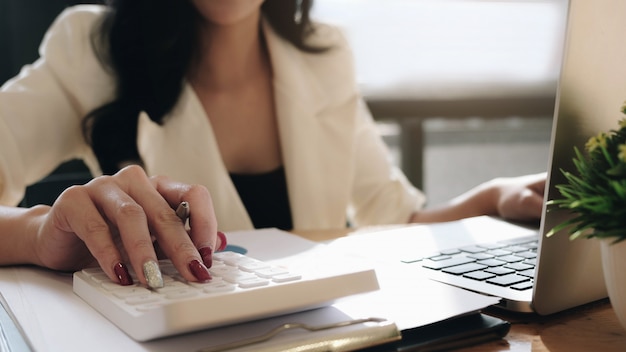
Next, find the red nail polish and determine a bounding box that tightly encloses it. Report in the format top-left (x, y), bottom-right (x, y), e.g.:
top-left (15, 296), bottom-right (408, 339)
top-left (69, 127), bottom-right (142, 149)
top-left (199, 246), bottom-right (213, 268)
top-left (188, 259), bottom-right (212, 282)
top-left (114, 262), bottom-right (133, 286)
top-left (217, 231), bottom-right (228, 251)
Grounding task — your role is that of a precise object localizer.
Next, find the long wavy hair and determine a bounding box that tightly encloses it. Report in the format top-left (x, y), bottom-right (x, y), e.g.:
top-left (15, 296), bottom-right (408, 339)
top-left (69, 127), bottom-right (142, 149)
top-left (84, 0), bottom-right (323, 174)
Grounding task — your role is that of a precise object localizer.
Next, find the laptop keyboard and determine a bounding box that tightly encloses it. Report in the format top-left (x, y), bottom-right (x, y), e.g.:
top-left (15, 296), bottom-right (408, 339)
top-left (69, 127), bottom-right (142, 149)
top-left (406, 236), bottom-right (538, 291)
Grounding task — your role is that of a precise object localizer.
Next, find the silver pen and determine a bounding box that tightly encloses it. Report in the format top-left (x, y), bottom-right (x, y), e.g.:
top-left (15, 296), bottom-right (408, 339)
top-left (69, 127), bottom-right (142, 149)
top-left (175, 201), bottom-right (190, 223)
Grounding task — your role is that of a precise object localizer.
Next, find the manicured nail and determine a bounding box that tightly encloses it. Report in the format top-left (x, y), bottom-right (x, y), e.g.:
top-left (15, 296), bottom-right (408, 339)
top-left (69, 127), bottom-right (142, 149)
top-left (143, 260), bottom-right (164, 288)
top-left (114, 262), bottom-right (133, 286)
top-left (217, 231), bottom-right (228, 251)
top-left (188, 259), bottom-right (212, 282)
top-left (199, 246), bottom-right (213, 268)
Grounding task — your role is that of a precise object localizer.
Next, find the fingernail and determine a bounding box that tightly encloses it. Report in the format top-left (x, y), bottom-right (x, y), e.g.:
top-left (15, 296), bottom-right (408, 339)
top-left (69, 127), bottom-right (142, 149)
top-left (143, 260), bottom-right (164, 288)
top-left (199, 246), bottom-right (213, 268)
top-left (217, 231), bottom-right (228, 252)
top-left (114, 262), bottom-right (133, 286)
top-left (188, 259), bottom-right (212, 282)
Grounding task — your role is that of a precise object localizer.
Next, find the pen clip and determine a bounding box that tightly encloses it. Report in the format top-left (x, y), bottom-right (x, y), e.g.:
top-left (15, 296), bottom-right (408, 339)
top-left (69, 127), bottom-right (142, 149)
top-left (197, 317), bottom-right (393, 352)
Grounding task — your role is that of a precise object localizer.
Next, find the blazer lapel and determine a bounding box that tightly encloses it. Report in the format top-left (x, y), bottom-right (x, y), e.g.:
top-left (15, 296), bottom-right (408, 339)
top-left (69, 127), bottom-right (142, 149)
top-left (265, 22), bottom-right (356, 229)
top-left (136, 85), bottom-right (254, 231)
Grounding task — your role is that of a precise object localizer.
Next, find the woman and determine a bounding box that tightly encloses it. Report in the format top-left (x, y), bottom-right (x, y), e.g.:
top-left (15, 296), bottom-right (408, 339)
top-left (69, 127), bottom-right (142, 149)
top-left (0, 0), bottom-right (545, 286)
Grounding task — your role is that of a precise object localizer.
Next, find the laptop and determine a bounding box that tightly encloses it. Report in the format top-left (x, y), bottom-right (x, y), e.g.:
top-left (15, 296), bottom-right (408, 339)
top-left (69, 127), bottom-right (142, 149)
top-left (416, 0), bottom-right (626, 315)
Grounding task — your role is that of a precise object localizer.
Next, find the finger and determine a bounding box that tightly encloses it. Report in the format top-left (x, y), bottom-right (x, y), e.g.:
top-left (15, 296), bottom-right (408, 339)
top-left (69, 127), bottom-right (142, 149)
top-left (113, 166), bottom-right (211, 283)
top-left (151, 176), bottom-right (220, 266)
top-left (54, 186), bottom-right (133, 286)
top-left (518, 189), bottom-right (545, 221)
top-left (84, 176), bottom-right (163, 287)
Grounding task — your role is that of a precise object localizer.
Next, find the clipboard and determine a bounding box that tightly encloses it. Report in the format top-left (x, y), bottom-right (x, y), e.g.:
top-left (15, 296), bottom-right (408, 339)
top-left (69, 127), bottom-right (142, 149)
top-left (195, 316), bottom-right (401, 352)
top-left (193, 312), bottom-right (509, 352)
top-left (362, 313), bottom-right (511, 352)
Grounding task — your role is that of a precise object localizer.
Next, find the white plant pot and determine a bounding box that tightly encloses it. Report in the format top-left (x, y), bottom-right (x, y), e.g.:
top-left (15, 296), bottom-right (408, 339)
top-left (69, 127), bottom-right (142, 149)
top-left (600, 238), bottom-right (626, 331)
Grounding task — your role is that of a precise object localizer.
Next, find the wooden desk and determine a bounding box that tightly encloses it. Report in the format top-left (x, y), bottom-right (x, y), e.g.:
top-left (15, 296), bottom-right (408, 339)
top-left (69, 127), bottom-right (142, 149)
top-left (292, 227), bottom-right (626, 352)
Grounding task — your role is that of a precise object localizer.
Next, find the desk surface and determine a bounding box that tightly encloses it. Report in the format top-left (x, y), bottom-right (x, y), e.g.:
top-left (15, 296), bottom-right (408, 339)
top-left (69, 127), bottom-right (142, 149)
top-left (292, 227), bottom-right (626, 352)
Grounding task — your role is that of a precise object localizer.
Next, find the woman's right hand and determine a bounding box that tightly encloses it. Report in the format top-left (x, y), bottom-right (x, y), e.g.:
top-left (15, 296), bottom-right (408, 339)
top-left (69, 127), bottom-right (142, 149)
top-left (29, 165), bottom-right (225, 287)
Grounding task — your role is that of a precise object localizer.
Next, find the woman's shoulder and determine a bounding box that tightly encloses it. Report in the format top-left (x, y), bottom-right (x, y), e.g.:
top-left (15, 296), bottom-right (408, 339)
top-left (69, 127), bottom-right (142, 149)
top-left (41, 4), bottom-right (109, 54)
top-left (55, 4), bottom-right (108, 20)
top-left (50, 4), bottom-right (109, 28)
top-left (37, 4), bottom-right (116, 113)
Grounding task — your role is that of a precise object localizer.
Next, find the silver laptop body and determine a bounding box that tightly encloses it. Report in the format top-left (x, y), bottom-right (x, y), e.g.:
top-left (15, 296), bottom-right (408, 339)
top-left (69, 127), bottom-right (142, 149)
top-left (422, 0), bottom-right (626, 314)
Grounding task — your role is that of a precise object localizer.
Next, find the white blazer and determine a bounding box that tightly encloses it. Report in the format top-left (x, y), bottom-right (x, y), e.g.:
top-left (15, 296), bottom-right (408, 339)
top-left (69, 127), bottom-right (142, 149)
top-left (0, 5), bottom-right (425, 231)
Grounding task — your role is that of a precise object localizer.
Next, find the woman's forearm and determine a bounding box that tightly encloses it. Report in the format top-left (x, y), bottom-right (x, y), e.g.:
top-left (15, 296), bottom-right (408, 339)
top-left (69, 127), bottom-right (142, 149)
top-left (410, 173), bottom-right (546, 224)
top-left (0, 205), bottom-right (47, 266)
top-left (410, 179), bottom-right (499, 223)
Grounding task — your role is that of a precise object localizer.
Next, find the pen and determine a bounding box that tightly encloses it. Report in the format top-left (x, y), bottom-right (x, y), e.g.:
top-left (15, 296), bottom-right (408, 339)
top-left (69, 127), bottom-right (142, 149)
top-left (175, 201), bottom-right (190, 224)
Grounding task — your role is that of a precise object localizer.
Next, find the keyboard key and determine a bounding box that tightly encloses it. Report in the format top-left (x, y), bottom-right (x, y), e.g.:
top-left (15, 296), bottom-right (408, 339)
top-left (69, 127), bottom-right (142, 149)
top-left (459, 246), bottom-right (488, 254)
top-left (517, 251), bottom-right (537, 259)
top-left (255, 267), bottom-right (290, 278)
top-left (442, 263), bottom-right (488, 275)
top-left (468, 253), bottom-right (495, 260)
top-left (464, 271), bottom-right (497, 281)
top-left (486, 249), bottom-right (512, 257)
top-left (487, 274), bottom-right (530, 287)
top-left (498, 255), bottom-right (525, 263)
top-left (518, 268), bottom-right (536, 278)
top-left (238, 278), bottom-right (270, 288)
top-left (202, 282), bottom-right (237, 294)
top-left (222, 271), bottom-right (257, 283)
top-left (126, 294), bottom-right (163, 305)
top-left (238, 259), bottom-right (271, 272)
top-left (163, 289), bottom-right (198, 300)
top-left (400, 257), bottom-right (422, 264)
top-left (511, 281), bottom-right (534, 291)
top-left (476, 259), bottom-right (506, 267)
top-left (503, 245), bottom-right (531, 253)
top-left (111, 287), bottom-right (152, 298)
top-left (422, 256), bottom-right (475, 270)
top-left (485, 267), bottom-right (515, 276)
top-left (428, 254), bottom-right (452, 261)
top-left (477, 243), bottom-right (507, 250)
top-left (90, 273), bottom-right (112, 283)
top-left (155, 281), bottom-right (189, 293)
top-left (525, 258), bottom-right (538, 265)
top-left (272, 273), bottom-right (302, 283)
top-left (505, 262), bottom-right (534, 271)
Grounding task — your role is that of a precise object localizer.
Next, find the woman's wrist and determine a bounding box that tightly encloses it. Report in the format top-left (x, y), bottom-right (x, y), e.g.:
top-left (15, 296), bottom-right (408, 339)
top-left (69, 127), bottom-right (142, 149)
top-left (469, 178), bottom-right (501, 217)
top-left (410, 179), bottom-right (501, 223)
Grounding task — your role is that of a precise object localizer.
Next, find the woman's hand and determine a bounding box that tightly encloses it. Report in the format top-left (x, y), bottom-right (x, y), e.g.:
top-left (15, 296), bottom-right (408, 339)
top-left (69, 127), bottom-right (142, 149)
top-left (30, 165), bottom-right (225, 287)
top-left (491, 172), bottom-right (546, 222)
top-left (410, 172), bottom-right (547, 224)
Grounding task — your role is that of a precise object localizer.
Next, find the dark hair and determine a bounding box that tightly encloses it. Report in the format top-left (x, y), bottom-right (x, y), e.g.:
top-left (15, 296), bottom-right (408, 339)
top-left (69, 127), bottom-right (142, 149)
top-left (84, 0), bottom-right (323, 174)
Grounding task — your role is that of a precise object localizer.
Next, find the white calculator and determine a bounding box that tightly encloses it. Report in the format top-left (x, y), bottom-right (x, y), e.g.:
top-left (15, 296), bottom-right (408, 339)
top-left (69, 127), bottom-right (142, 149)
top-left (73, 250), bottom-right (379, 341)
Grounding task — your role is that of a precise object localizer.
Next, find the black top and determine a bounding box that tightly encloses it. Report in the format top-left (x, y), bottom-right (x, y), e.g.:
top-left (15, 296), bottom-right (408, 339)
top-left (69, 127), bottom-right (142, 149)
top-left (230, 166), bottom-right (293, 230)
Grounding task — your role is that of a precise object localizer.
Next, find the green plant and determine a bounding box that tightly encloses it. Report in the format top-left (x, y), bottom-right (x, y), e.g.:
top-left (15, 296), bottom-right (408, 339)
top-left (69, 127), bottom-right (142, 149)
top-left (547, 102), bottom-right (626, 243)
